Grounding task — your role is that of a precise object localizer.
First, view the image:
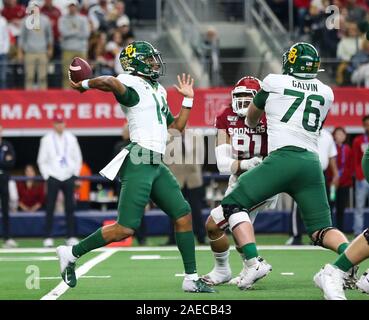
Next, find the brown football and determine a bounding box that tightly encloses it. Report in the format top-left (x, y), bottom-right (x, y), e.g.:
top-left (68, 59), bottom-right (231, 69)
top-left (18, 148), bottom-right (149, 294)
top-left (69, 57), bottom-right (93, 83)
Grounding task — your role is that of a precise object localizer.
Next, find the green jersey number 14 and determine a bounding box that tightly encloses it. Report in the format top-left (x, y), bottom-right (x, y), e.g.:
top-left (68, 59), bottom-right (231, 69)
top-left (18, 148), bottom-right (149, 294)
top-left (280, 89), bottom-right (325, 132)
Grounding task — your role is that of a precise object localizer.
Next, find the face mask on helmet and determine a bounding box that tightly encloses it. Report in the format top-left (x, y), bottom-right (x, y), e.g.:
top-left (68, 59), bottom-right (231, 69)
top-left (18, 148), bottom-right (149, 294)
top-left (144, 53), bottom-right (166, 79)
top-left (231, 88), bottom-right (255, 117)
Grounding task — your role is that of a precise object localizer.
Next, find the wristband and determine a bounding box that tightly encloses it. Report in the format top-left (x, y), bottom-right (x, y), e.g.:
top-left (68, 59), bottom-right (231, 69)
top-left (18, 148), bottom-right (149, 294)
top-left (182, 97), bottom-right (193, 108)
top-left (81, 79), bottom-right (90, 90)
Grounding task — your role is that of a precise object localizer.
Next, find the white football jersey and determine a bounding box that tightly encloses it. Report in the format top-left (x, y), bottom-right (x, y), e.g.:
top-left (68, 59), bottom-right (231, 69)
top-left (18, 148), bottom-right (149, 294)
top-left (262, 74), bottom-right (334, 154)
top-left (116, 74), bottom-right (173, 154)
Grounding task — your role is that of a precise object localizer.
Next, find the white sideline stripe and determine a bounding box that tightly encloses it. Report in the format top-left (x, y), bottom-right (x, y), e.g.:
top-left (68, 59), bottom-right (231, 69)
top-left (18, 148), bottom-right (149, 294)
top-left (37, 275), bottom-right (111, 280)
top-left (40, 250), bottom-right (117, 300)
top-left (0, 245), bottom-right (326, 254)
top-left (0, 256), bottom-right (57, 262)
top-left (130, 255), bottom-right (179, 260)
top-left (281, 272), bottom-right (295, 276)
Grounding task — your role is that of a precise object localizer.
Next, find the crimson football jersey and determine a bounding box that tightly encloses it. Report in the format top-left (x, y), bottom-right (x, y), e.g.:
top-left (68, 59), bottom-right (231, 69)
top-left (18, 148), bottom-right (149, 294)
top-left (215, 106), bottom-right (268, 160)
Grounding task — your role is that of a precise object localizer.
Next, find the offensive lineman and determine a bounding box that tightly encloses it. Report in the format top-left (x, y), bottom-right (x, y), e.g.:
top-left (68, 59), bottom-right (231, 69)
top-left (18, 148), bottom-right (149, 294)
top-left (56, 41), bottom-right (215, 293)
top-left (314, 146), bottom-right (369, 299)
top-left (218, 42), bottom-right (352, 290)
top-left (201, 77), bottom-right (277, 288)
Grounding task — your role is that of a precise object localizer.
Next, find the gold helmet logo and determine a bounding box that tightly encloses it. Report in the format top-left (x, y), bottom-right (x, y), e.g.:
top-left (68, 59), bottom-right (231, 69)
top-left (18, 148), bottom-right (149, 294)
top-left (288, 48), bottom-right (298, 64)
top-left (125, 44), bottom-right (136, 58)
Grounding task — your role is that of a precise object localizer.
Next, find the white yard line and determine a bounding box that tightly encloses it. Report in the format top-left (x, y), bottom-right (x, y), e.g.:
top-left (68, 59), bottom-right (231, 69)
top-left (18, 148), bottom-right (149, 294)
top-left (0, 256), bottom-right (58, 262)
top-left (40, 249), bottom-right (117, 300)
top-left (0, 245), bottom-right (326, 254)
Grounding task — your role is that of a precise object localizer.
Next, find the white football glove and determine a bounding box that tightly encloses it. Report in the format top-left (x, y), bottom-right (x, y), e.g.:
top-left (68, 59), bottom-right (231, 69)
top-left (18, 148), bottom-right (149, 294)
top-left (240, 157), bottom-right (262, 171)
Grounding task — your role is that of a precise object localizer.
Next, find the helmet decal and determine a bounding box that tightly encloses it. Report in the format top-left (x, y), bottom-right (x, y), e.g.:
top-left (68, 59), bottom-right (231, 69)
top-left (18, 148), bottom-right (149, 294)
top-left (288, 48), bottom-right (298, 64)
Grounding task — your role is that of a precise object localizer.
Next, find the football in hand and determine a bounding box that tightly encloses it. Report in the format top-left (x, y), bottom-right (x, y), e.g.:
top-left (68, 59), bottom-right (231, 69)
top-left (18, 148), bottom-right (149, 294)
top-left (69, 57), bottom-right (93, 83)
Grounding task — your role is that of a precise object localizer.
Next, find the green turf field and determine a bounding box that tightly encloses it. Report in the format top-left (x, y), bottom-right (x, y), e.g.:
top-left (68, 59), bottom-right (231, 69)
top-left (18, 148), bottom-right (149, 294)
top-left (0, 234), bottom-right (368, 300)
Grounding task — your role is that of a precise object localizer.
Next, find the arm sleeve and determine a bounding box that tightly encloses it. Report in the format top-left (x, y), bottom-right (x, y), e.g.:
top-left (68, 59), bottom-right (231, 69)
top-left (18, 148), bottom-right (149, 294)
top-left (166, 110), bottom-right (175, 126)
top-left (114, 87), bottom-right (140, 107)
top-left (253, 89), bottom-right (269, 110)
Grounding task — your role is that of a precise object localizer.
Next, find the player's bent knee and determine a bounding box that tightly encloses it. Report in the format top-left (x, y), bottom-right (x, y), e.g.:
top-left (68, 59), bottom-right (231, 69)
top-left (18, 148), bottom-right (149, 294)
top-left (111, 223), bottom-right (134, 241)
top-left (310, 227), bottom-right (337, 247)
top-left (222, 204), bottom-right (251, 231)
top-left (206, 217), bottom-right (224, 240)
top-left (174, 213), bottom-right (192, 231)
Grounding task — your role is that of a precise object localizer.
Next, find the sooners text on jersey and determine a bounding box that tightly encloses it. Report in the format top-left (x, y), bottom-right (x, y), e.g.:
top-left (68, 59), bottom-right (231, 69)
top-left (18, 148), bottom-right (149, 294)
top-left (215, 106), bottom-right (268, 160)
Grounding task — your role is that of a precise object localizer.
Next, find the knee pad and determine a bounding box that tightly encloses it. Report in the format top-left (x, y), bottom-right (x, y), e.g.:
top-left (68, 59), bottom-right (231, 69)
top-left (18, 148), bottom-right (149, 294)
top-left (221, 204), bottom-right (251, 231)
top-left (311, 227), bottom-right (337, 247)
top-left (363, 228), bottom-right (369, 245)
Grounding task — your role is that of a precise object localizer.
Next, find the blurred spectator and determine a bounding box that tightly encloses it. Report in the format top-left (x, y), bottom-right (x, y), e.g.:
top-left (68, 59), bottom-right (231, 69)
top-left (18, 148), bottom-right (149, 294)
top-left (1, 0), bottom-right (26, 37)
top-left (107, 0), bottom-right (129, 29)
top-left (17, 164), bottom-right (45, 212)
top-left (0, 124), bottom-right (17, 248)
top-left (266, 0), bottom-right (289, 29)
top-left (116, 14), bottom-right (132, 45)
top-left (336, 20), bottom-right (363, 85)
top-left (294, 0), bottom-right (311, 35)
top-left (106, 29), bottom-right (123, 74)
top-left (88, 0), bottom-right (113, 32)
top-left (346, 0), bottom-right (367, 22)
top-left (18, 3), bottom-right (53, 90)
top-left (201, 26), bottom-right (221, 87)
top-left (163, 129), bottom-right (206, 245)
top-left (90, 31), bottom-right (115, 76)
top-left (37, 114), bottom-right (82, 247)
top-left (75, 161), bottom-right (92, 210)
top-left (329, 127), bottom-right (353, 231)
top-left (0, 15), bottom-right (10, 89)
top-left (352, 115), bottom-right (369, 236)
top-left (41, 0), bottom-right (62, 59)
top-left (351, 40), bottom-right (369, 86)
top-left (59, 0), bottom-right (90, 88)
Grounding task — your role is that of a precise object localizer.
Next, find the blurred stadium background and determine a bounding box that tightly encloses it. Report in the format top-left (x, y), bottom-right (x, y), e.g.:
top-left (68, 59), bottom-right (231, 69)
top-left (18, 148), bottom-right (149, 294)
top-left (0, 0), bottom-right (369, 246)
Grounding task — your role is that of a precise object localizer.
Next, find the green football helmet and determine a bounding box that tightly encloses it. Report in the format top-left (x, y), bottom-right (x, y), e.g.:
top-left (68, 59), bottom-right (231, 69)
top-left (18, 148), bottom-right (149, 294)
top-left (119, 41), bottom-right (165, 80)
top-left (282, 42), bottom-right (322, 79)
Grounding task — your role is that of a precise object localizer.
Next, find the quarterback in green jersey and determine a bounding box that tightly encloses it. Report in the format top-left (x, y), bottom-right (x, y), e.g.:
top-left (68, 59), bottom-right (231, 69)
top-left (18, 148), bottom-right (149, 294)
top-left (56, 41), bottom-right (215, 293)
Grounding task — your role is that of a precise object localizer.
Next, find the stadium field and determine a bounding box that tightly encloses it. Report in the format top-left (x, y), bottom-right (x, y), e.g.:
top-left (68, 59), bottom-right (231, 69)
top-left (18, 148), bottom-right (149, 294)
top-left (0, 235), bottom-right (368, 300)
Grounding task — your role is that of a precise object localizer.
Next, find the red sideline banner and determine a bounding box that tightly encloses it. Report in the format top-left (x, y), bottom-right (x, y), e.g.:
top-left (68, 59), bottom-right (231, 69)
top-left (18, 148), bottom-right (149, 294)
top-left (0, 88), bottom-right (368, 134)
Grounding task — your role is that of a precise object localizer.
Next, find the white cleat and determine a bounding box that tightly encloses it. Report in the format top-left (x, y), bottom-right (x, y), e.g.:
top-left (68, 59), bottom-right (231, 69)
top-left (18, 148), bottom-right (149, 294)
top-left (237, 257), bottom-right (272, 290)
top-left (313, 264), bottom-right (346, 300)
top-left (228, 264), bottom-right (248, 285)
top-left (201, 268), bottom-right (232, 285)
top-left (56, 245), bottom-right (78, 287)
top-left (2, 238), bottom-right (18, 248)
top-left (356, 270), bottom-right (369, 294)
top-left (43, 238), bottom-right (54, 248)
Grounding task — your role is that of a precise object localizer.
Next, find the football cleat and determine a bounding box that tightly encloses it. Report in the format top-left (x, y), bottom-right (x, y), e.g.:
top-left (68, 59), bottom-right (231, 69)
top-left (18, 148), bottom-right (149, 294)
top-left (313, 264), bottom-right (346, 300)
top-left (343, 265), bottom-right (359, 290)
top-left (56, 246), bottom-right (77, 288)
top-left (2, 238), bottom-right (18, 249)
top-left (43, 238), bottom-right (54, 248)
top-left (228, 265), bottom-right (248, 286)
top-left (182, 278), bottom-right (217, 293)
top-left (356, 270), bottom-right (369, 294)
top-left (237, 257), bottom-right (272, 290)
top-left (201, 268), bottom-right (232, 286)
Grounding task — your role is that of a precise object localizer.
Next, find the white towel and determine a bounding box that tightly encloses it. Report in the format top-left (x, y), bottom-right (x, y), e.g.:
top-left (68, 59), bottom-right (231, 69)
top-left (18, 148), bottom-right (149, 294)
top-left (99, 148), bottom-right (129, 181)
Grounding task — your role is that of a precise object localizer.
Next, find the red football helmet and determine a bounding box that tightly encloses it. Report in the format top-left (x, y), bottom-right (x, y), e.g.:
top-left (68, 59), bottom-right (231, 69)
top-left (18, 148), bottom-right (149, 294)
top-left (231, 76), bottom-right (261, 117)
